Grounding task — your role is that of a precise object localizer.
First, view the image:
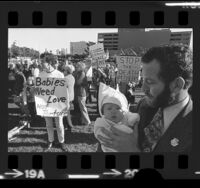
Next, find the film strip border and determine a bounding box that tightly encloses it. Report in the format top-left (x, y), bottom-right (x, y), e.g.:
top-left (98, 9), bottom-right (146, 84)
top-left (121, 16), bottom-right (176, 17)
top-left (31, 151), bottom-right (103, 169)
top-left (1, 154), bottom-right (193, 179)
top-left (0, 1), bottom-right (200, 180)
top-left (1, 2), bottom-right (200, 27)
top-left (7, 10), bottom-right (189, 26)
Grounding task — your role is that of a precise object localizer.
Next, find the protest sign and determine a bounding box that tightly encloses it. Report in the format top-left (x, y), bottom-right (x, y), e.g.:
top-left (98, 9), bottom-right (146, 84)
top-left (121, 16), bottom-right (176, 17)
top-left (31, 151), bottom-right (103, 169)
top-left (116, 56), bottom-right (141, 93)
top-left (89, 43), bottom-right (106, 68)
top-left (34, 77), bottom-right (69, 117)
top-left (116, 56), bottom-right (141, 83)
top-left (89, 43), bottom-right (105, 59)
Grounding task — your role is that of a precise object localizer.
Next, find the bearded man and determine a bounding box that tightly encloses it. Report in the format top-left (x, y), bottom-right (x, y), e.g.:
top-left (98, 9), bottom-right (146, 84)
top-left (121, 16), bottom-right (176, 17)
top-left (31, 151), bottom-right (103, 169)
top-left (97, 44), bottom-right (193, 152)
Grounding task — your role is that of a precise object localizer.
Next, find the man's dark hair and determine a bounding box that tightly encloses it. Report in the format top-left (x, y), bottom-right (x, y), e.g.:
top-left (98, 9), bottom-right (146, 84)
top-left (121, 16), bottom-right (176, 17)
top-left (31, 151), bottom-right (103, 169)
top-left (142, 43), bottom-right (193, 89)
top-left (42, 54), bottom-right (58, 66)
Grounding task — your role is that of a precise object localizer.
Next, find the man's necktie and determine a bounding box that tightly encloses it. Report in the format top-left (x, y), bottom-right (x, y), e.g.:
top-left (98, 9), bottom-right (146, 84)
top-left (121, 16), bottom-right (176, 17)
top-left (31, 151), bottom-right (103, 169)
top-left (142, 108), bottom-right (164, 152)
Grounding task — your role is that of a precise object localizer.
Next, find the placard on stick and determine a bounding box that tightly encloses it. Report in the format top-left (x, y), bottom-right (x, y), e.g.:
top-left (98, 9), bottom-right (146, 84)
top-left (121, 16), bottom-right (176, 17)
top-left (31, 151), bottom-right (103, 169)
top-left (34, 77), bottom-right (69, 117)
top-left (89, 43), bottom-right (106, 68)
top-left (116, 56), bottom-right (142, 83)
top-left (116, 56), bottom-right (142, 93)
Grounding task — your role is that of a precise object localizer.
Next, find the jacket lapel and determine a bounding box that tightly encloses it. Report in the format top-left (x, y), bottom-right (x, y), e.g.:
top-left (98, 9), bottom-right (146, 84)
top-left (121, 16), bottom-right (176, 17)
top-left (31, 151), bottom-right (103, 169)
top-left (153, 98), bottom-right (193, 152)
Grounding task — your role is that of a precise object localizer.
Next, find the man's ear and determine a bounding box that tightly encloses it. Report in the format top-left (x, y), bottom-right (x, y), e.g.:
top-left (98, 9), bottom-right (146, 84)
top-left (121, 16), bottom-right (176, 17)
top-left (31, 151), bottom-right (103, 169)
top-left (170, 77), bottom-right (185, 94)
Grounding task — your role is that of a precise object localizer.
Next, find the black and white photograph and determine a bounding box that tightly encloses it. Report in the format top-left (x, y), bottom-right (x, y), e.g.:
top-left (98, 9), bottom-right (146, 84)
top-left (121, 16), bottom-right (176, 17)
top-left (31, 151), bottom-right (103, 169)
top-left (7, 28), bottom-right (193, 153)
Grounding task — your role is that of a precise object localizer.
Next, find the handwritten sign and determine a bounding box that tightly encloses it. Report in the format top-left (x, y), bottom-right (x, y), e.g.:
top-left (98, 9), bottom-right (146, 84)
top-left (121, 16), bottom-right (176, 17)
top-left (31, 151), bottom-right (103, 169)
top-left (89, 43), bottom-right (105, 59)
top-left (116, 56), bottom-right (141, 83)
top-left (89, 43), bottom-right (106, 68)
top-left (34, 77), bottom-right (69, 117)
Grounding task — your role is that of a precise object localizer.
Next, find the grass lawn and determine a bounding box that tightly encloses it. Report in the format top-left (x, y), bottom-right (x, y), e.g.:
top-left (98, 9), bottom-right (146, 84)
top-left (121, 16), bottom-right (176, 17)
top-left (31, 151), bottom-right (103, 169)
top-left (8, 90), bottom-right (144, 152)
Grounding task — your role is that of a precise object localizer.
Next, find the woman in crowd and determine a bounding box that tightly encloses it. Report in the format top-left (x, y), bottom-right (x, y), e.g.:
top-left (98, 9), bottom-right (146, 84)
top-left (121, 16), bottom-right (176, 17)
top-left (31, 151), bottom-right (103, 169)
top-left (74, 62), bottom-right (91, 126)
top-left (63, 64), bottom-right (75, 129)
top-left (38, 54), bottom-right (66, 150)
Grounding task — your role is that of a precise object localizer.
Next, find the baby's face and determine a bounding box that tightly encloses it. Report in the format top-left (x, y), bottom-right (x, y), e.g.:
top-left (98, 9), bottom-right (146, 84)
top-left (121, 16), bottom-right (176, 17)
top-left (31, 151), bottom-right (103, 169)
top-left (103, 103), bottom-right (124, 123)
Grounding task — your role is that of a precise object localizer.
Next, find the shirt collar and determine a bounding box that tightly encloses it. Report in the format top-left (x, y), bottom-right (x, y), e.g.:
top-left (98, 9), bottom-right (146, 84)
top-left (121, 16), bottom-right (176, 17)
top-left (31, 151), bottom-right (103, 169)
top-left (164, 95), bottom-right (190, 112)
top-left (162, 95), bottom-right (190, 131)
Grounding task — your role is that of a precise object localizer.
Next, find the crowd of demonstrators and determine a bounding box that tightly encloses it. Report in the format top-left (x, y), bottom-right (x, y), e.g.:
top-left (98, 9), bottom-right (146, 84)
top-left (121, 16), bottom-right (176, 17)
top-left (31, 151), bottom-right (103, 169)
top-left (8, 56), bottom-right (141, 125)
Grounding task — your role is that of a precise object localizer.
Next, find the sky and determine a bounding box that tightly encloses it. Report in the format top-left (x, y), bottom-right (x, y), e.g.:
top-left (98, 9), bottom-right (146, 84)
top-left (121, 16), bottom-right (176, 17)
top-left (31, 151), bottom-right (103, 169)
top-left (8, 28), bottom-right (193, 53)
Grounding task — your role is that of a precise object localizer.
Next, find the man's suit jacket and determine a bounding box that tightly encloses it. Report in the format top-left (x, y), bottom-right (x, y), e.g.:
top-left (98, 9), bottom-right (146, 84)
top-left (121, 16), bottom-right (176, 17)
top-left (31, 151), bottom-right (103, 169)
top-left (135, 97), bottom-right (193, 152)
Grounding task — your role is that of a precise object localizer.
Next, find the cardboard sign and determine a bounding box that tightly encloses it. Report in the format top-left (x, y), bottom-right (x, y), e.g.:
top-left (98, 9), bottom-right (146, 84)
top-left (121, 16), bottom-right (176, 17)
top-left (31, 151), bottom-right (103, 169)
top-left (89, 43), bottom-right (105, 60)
top-left (34, 77), bottom-right (69, 117)
top-left (116, 56), bottom-right (141, 83)
top-left (89, 43), bottom-right (107, 68)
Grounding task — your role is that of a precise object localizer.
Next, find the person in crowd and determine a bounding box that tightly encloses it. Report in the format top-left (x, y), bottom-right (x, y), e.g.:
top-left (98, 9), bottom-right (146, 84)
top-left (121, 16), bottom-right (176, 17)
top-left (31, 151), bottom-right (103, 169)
top-left (23, 61), bottom-right (32, 80)
top-left (94, 83), bottom-right (140, 152)
top-left (104, 64), bottom-right (111, 86)
top-left (31, 61), bottom-right (40, 78)
top-left (109, 65), bottom-right (116, 89)
top-left (86, 66), bottom-right (93, 104)
top-left (63, 64), bottom-right (75, 129)
top-left (23, 75), bottom-right (36, 126)
top-left (8, 63), bottom-right (16, 96)
top-left (37, 54), bottom-right (66, 150)
top-left (125, 82), bottom-right (136, 105)
top-left (53, 60), bottom-right (59, 70)
top-left (74, 62), bottom-right (91, 126)
top-left (97, 44), bottom-right (193, 152)
top-left (37, 62), bottom-right (43, 72)
top-left (13, 63), bottom-right (29, 117)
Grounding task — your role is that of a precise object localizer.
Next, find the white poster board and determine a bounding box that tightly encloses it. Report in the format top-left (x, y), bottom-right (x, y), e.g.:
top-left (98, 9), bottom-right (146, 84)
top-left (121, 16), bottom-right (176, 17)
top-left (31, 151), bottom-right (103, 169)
top-left (89, 43), bottom-right (106, 68)
top-left (34, 77), bottom-right (69, 117)
top-left (89, 43), bottom-right (105, 59)
top-left (116, 56), bottom-right (141, 83)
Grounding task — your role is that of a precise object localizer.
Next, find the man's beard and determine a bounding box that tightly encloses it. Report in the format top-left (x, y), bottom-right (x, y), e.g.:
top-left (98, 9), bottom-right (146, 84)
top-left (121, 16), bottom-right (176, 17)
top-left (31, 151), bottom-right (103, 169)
top-left (145, 85), bottom-right (173, 108)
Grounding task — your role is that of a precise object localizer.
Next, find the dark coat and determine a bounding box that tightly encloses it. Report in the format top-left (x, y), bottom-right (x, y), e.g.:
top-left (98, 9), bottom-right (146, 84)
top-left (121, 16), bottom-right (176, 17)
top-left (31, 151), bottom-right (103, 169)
top-left (136, 97), bottom-right (193, 152)
top-left (74, 70), bottom-right (88, 98)
top-left (13, 71), bottom-right (26, 96)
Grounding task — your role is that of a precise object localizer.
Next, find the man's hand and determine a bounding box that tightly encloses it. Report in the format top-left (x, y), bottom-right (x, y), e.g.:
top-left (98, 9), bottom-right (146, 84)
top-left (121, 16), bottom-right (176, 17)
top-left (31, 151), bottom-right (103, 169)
top-left (97, 124), bottom-right (141, 152)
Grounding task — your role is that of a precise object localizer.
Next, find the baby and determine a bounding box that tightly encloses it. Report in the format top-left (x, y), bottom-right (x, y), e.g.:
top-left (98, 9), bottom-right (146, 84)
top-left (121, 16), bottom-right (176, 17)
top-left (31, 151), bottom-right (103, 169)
top-left (94, 82), bottom-right (140, 152)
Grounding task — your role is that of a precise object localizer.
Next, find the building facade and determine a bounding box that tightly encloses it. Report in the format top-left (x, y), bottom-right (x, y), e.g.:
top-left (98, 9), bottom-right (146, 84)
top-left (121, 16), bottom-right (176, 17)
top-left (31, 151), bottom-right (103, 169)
top-left (118, 29), bottom-right (192, 52)
top-left (70, 41), bottom-right (87, 55)
top-left (169, 31), bottom-right (192, 45)
top-left (118, 29), bottom-right (171, 51)
top-left (97, 32), bottom-right (119, 56)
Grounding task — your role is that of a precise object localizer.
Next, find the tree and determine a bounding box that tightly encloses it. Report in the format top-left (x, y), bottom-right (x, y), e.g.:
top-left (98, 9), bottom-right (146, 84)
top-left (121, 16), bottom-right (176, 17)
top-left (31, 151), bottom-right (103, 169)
top-left (10, 41), bottom-right (20, 58)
